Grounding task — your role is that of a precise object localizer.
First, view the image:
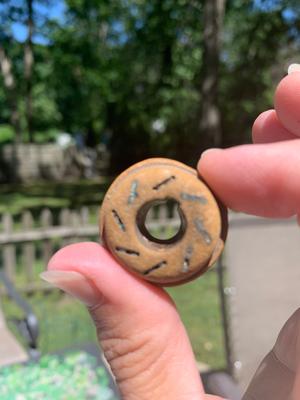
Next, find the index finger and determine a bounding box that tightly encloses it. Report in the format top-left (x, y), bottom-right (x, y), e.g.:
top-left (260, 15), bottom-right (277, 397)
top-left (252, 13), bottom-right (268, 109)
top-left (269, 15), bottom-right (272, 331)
top-left (198, 140), bottom-right (300, 218)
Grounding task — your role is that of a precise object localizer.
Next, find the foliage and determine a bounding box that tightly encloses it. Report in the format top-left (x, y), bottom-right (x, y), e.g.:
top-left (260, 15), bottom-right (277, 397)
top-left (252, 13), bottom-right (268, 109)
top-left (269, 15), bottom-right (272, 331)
top-left (0, 179), bottom-right (110, 215)
top-left (0, 124), bottom-right (14, 144)
top-left (0, 351), bottom-right (116, 399)
top-left (220, 0), bottom-right (299, 145)
top-left (0, 1), bottom-right (300, 167)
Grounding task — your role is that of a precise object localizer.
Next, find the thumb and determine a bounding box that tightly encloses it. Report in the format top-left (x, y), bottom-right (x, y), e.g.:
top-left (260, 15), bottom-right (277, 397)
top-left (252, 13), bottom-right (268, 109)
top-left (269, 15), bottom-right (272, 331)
top-left (243, 308), bottom-right (300, 400)
top-left (41, 242), bottom-right (207, 400)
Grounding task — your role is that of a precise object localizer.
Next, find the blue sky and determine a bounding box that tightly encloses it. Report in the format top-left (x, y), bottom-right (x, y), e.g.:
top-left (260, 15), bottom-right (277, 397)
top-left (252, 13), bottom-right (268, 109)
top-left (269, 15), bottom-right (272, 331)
top-left (11, 0), bottom-right (298, 44)
top-left (12, 1), bottom-right (65, 44)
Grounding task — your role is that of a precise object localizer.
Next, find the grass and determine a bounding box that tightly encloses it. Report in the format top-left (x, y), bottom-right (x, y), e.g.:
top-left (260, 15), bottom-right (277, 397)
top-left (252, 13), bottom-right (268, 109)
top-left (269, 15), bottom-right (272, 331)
top-left (0, 180), bottom-right (226, 369)
top-left (168, 270), bottom-right (226, 368)
top-left (2, 266), bottom-right (226, 370)
top-left (2, 291), bottom-right (96, 354)
top-left (0, 179), bottom-right (111, 217)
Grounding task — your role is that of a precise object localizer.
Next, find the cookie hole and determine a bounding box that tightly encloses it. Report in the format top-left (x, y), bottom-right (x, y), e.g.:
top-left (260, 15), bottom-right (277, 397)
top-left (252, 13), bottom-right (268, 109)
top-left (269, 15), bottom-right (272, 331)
top-left (136, 198), bottom-right (186, 244)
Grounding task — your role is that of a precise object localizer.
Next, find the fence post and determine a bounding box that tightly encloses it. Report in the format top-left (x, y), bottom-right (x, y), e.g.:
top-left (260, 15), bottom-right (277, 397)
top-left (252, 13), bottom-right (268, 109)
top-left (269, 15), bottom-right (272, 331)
top-left (147, 205), bottom-right (155, 221)
top-left (59, 208), bottom-right (71, 247)
top-left (70, 210), bottom-right (80, 243)
top-left (40, 209), bottom-right (53, 265)
top-left (22, 211), bottom-right (35, 282)
top-left (158, 204), bottom-right (168, 237)
top-left (2, 213), bottom-right (16, 279)
top-left (80, 206), bottom-right (90, 226)
top-left (79, 207), bottom-right (90, 241)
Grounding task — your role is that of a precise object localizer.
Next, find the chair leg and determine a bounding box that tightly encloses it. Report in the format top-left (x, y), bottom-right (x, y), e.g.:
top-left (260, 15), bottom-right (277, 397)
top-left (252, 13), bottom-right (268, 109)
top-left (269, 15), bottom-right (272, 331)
top-left (201, 371), bottom-right (242, 400)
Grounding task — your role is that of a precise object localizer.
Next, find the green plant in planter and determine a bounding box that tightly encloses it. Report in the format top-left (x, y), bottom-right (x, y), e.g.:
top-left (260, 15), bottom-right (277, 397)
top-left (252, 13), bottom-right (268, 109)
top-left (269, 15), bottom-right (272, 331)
top-left (0, 352), bottom-right (117, 399)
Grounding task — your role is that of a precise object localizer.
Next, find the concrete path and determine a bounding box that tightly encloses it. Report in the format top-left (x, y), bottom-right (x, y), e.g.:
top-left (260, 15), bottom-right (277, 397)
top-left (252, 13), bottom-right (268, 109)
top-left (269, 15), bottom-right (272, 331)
top-left (225, 213), bottom-right (300, 391)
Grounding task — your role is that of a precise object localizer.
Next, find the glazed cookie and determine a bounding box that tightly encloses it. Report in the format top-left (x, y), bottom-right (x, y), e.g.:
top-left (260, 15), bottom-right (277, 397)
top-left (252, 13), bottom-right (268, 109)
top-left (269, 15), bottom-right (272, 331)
top-left (99, 158), bottom-right (227, 286)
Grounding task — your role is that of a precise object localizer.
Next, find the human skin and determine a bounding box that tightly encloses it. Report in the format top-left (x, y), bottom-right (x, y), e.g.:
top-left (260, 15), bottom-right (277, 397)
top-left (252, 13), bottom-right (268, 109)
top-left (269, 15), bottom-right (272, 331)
top-left (41, 70), bottom-right (300, 399)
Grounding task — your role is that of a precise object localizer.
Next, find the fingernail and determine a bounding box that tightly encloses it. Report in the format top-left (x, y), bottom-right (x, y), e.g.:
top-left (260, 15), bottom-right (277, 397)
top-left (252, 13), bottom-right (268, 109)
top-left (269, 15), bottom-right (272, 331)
top-left (40, 270), bottom-right (101, 306)
top-left (200, 148), bottom-right (223, 159)
top-left (288, 63), bottom-right (300, 75)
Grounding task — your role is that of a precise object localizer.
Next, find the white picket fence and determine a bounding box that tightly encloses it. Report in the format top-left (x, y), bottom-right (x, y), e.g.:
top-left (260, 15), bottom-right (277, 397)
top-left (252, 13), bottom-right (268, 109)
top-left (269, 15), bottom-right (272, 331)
top-left (0, 205), bottom-right (181, 291)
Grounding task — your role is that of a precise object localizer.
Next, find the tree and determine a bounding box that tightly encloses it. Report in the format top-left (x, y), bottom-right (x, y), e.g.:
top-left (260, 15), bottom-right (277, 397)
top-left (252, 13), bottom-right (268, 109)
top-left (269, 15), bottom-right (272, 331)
top-left (0, 44), bottom-right (21, 143)
top-left (0, 0), bottom-right (51, 143)
top-left (0, 1), bottom-right (23, 143)
top-left (1, 0), bottom-right (300, 169)
top-left (220, 0), bottom-right (300, 146)
top-left (24, 0), bottom-right (34, 142)
top-left (199, 0), bottom-right (226, 149)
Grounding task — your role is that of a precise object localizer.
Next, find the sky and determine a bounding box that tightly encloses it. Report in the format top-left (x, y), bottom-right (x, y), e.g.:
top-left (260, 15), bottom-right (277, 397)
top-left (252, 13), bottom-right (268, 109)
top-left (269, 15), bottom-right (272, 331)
top-left (12, 1), bottom-right (65, 44)
top-left (10, 0), bottom-right (298, 44)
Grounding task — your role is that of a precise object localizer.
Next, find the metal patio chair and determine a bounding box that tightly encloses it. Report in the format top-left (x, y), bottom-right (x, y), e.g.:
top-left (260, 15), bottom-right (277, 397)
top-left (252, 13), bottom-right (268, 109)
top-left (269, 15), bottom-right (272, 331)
top-left (0, 269), bottom-right (39, 367)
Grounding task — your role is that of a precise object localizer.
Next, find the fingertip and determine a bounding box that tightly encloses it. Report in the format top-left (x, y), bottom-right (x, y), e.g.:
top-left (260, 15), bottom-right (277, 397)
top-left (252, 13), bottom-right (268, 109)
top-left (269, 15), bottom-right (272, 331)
top-left (47, 241), bottom-right (132, 303)
top-left (47, 242), bottom-right (110, 273)
top-left (275, 72), bottom-right (300, 137)
top-left (252, 109), bottom-right (296, 143)
top-left (252, 110), bottom-right (273, 143)
top-left (197, 141), bottom-right (300, 218)
top-left (198, 146), bottom-right (245, 211)
top-left (47, 241), bottom-right (170, 309)
top-left (197, 148), bottom-right (223, 174)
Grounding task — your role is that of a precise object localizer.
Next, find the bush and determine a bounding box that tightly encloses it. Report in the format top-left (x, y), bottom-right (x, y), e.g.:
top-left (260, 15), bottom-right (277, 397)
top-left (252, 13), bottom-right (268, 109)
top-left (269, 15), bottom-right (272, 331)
top-left (0, 352), bottom-right (117, 399)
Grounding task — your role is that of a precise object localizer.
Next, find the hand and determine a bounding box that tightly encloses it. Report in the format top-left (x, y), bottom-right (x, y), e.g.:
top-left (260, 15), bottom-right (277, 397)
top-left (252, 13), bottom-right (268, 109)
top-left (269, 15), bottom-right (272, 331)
top-left (198, 69), bottom-right (300, 400)
top-left (41, 243), bottom-right (220, 400)
top-left (41, 69), bottom-right (300, 400)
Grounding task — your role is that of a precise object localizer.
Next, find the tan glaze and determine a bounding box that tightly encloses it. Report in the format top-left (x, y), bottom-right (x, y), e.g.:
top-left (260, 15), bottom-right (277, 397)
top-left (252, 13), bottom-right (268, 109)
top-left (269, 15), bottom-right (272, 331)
top-left (99, 158), bottom-right (228, 286)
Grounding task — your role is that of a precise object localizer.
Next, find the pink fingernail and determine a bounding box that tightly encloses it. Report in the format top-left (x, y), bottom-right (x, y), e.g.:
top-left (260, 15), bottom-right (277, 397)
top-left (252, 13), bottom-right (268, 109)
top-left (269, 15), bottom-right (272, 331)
top-left (40, 270), bottom-right (101, 306)
top-left (200, 148), bottom-right (223, 159)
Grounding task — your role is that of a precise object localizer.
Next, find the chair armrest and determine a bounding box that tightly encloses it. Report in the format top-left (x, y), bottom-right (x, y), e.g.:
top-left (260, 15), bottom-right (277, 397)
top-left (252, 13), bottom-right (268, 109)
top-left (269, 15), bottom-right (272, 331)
top-left (201, 371), bottom-right (242, 400)
top-left (0, 270), bottom-right (39, 355)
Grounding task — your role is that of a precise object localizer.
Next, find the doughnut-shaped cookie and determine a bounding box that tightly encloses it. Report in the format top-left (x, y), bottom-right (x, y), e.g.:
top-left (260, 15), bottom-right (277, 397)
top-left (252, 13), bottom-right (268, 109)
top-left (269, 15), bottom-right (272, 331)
top-left (99, 158), bottom-right (227, 286)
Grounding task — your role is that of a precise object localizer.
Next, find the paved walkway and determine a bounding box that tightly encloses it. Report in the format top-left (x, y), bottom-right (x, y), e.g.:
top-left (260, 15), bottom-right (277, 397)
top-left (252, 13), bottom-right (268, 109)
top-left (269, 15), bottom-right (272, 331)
top-left (225, 213), bottom-right (300, 391)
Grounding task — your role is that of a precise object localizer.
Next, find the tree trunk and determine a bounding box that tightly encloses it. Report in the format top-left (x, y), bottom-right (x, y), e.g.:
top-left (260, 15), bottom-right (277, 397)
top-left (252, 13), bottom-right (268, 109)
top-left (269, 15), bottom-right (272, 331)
top-left (0, 46), bottom-right (22, 144)
top-left (24, 0), bottom-right (34, 142)
top-left (199, 0), bottom-right (226, 149)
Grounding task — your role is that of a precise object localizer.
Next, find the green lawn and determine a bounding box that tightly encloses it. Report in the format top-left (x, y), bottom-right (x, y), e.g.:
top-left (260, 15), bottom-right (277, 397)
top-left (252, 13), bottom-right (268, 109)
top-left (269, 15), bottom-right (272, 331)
top-left (168, 271), bottom-right (226, 368)
top-left (0, 179), bottom-right (111, 217)
top-left (0, 180), bottom-right (226, 369)
top-left (2, 268), bottom-right (226, 370)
